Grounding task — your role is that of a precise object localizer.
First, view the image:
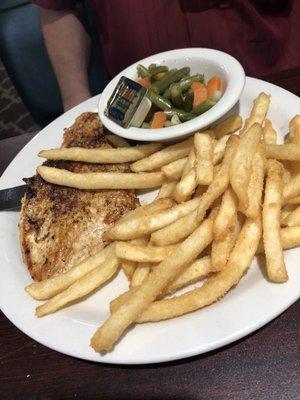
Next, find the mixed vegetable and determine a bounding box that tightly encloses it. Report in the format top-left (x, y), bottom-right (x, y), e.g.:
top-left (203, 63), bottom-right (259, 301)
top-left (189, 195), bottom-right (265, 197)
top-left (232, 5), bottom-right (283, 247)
top-left (136, 64), bottom-right (223, 129)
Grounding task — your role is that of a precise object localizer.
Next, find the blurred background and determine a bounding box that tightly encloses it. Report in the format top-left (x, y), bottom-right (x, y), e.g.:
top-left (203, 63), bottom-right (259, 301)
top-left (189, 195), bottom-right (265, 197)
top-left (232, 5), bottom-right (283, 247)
top-left (0, 0), bottom-right (108, 140)
top-left (0, 0), bottom-right (53, 139)
top-left (0, 58), bottom-right (38, 139)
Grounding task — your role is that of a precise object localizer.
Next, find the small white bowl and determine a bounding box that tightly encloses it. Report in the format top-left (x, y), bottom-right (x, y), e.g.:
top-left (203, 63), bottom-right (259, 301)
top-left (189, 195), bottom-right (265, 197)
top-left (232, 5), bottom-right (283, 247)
top-left (98, 48), bottom-right (245, 142)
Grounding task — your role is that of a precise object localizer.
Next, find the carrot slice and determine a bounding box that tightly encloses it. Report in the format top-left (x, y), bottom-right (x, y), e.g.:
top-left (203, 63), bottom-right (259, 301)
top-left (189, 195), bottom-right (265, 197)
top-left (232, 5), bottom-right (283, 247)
top-left (136, 77), bottom-right (151, 89)
top-left (191, 82), bottom-right (207, 108)
top-left (207, 76), bottom-right (222, 99)
top-left (150, 111), bottom-right (167, 129)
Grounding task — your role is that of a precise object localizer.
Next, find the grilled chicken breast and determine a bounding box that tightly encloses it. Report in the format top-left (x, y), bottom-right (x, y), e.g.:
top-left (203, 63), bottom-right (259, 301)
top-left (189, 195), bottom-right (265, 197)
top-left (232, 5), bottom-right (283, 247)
top-left (19, 112), bottom-right (139, 281)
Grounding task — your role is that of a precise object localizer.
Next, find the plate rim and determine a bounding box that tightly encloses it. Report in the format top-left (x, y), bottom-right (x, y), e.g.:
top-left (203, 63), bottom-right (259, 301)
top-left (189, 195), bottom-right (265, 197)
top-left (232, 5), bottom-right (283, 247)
top-left (0, 273), bottom-right (299, 365)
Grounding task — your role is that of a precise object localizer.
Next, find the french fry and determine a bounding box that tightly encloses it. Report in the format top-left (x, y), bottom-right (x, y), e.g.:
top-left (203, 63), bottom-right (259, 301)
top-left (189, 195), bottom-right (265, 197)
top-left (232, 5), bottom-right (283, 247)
top-left (131, 137), bottom-right (193, 172)
top-left (137, 216), bottom-right (261, 323)
top-left (156, 181), bottom-right (177, 199)
top-left (151, 136), bottom-right (239, 246)
top-left (161, 158), bottom-right (187, 180)
top-left (266, 144), bottom-right (300, 161)
top-left (106, 134), bottom-right (131, 148)
top-left (110, 256), bottom-right (212, 313)
top-left (213, 115), bottom-right (243, 139)
top-left (262, 119), bottom-right (277, 144)
top-left (174, 149), bottom-right (197, 202)
top-left (174, 169), bottom-right (197, 203)
top-left (90, 218), bottom-right (213, 351)
top-left (283, 173), bottom-right (300, 202)
top-left (121, 260), bottom-right (136, 280)
top-left (244, 143), bottom-right (266, 218)
top-left (280, 205), bottom-right (294, 225)
top-left (282, 168), bottom-right (291, 186)
top-left (130, 264), bottom-right (151, 288)
top-left (197, 136), bottom-right (239, 221)
top-left (120, 237), bottom-right (149, 278)
top-left (115, 242), bottom-right (176, 263)
top-left (230, 123), bottom-right (261, 211)
top-left (286, 196), bottom-right (300, 205)
top-left (165, 256), bottom-right (211, 294)
top-left (286, 115), bottom-right (300, 143)
top-left (213, 135), bottom-right (230, 165)
top-left (284, 116), bottom-right (300, 173)
top-left (281, 206), bottom-right (300, 227)
top-left (263, 160), bottom-right (288, 282)
top-left (285, 116), bottom-right (300, 172)
top-left (182, 149), bottom-right (195, 176)
top-left (25, 244), bottom-right (113, 300)
top-left (119, 198), bottom-right (174, 223)
top-left (110, 287), bottom-right (138, 311)
top-left (257, 225), bottom-right (300, 253)
top-left (105, 197), bottom-right (200, 241)
top-left (213, 164), bottom-right (222, 177)
top-left (280, 113), bottom-right (300, 172)
top-left (36, 253), bottom-right (120, 317)
top-left (39, 143), bottom-right (162, 163)
top-left (211, 212), bottom-right (239, 272)
top-left (37, 166), bottom-right (166, 190)
top-left (151, 210), bottom-right (197, 246)
top-left (240, 92), bottom-right (270, 135)
top-left (213, 186), bottom-right (237, 240)
top-left (194, 132), bottom-right (214, 185)
top-left (279, 226), bottom-right (300, 250)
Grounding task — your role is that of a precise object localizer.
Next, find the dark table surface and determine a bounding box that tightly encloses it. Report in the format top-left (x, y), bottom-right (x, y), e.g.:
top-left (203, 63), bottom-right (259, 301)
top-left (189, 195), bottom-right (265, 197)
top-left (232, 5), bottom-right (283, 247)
top-left (1, 69), bottom-right (300, 400)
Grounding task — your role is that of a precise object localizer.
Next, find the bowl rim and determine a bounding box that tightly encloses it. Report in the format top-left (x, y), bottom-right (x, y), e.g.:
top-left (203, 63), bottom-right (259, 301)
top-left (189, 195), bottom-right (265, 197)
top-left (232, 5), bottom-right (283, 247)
top-left (98, 47), bottom-right (245, 141)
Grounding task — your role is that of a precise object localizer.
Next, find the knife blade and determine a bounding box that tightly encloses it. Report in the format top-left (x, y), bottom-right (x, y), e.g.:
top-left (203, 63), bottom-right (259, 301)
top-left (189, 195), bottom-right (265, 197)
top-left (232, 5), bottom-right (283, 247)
top-left (0, 185), bottom-right (27, 211)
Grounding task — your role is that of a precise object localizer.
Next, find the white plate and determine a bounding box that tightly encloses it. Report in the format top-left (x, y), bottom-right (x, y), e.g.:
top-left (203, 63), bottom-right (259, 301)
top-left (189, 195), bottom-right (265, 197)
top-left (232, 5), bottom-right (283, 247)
top-left (0, 77), bottom-right (299, 365)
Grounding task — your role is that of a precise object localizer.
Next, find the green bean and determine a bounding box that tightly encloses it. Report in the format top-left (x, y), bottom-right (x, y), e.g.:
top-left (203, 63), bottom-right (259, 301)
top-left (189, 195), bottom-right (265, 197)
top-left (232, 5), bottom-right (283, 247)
top-left (149, 66), bottom-right (168, 77)
top-left (179, 74), bottom-right (204, 92)
top-left (192, 99), bottom-right (217, 116)
top-left (151, 67), bottom-right (190, 94)
top-left (183, 91), bottom-right (194, 112)
top-left (137, 64), bottom-right (150, 78)
top-left (163, 87), bottom-right (172, 99)
top-left (164, 108), bottom-right (195, 122)
top-left (147, 90), bottom-right (172, 111)
top-left (179, 73), bottom-right (191, 82)
top-left (135, 63), bottom-right (215, 128)
top-left (148, 63), bottom-right (157, 73)
top-left (170, 84), bottom-right (183, 108)
top-left (158, 70), bottom-right (177, 96)
top-left (148, 85), bottom-right (159, 94)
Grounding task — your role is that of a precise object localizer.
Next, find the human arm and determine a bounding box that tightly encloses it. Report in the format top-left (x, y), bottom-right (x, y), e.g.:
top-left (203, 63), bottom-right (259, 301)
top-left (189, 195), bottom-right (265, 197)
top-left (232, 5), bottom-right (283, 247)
top-left (39, 7), bottom-right (91, 111)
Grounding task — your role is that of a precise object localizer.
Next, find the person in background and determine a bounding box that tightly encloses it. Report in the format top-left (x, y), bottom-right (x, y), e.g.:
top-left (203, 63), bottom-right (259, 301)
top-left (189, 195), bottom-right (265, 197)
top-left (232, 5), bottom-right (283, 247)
top-left (32, 0), bottom-right (299, 112)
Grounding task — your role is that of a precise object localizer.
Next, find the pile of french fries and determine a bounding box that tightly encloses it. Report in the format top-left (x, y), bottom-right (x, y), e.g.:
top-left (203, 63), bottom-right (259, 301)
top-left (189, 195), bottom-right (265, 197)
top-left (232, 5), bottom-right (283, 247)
top-left (26, 92), bottom-right (300, 353)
